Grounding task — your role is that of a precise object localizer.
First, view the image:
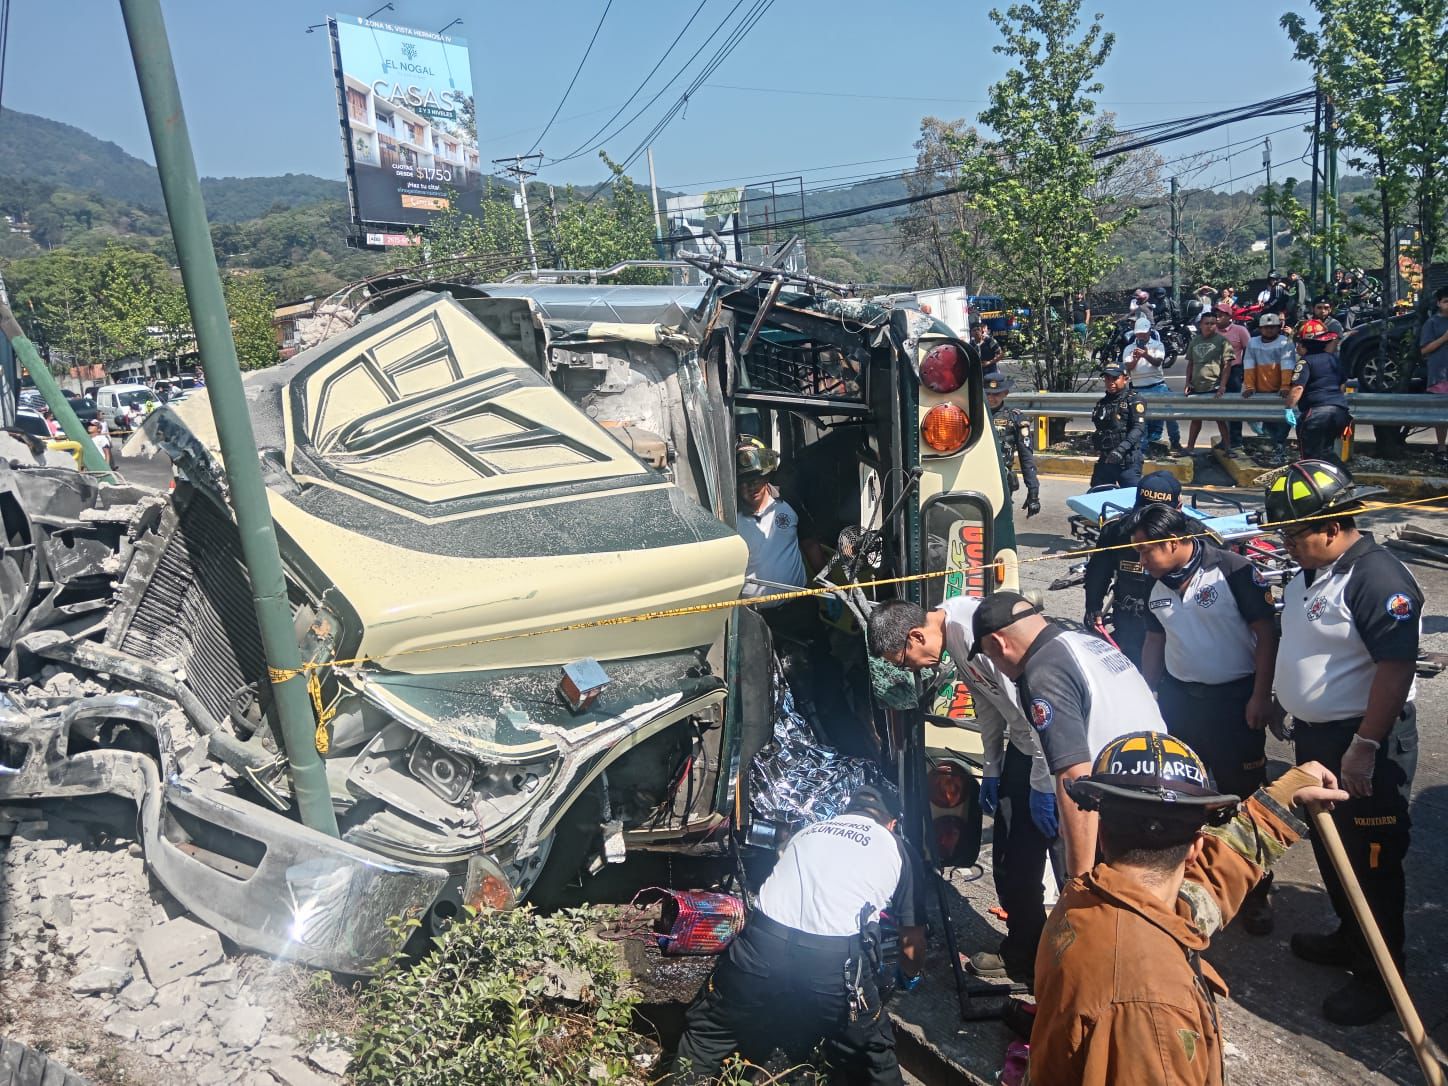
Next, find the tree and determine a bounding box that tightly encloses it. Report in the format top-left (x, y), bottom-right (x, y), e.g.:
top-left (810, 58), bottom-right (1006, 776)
top-left (951, 1), bottom-right (1133, 392)
top-left (1282, 0), bottom-right (1448, 319)
top-left (406, 179), bottom-right (530, 280)
top-left (552, 154), bottom-right (663, 283)
top-left (899, 118), bottom-right (985, 290)
top-left (223, 273), bottom-right (279, 371)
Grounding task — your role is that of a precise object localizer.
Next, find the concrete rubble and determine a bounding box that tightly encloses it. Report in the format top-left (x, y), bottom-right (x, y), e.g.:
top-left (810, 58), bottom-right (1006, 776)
top-left (0, 802), bottom-right (352, 1085)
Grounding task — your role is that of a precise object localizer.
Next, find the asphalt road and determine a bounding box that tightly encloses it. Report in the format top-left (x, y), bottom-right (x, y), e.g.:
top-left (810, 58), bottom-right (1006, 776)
top-left (895, 472), bottom-right (1448, 1085)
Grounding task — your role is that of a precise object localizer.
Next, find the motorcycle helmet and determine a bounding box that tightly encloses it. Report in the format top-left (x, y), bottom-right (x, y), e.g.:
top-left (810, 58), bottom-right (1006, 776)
top-left (1066, 731), bottom-right (1239, 831)
top-left (1262, 459), bottom-right (1387, 526)
top-left (1268, 269), bottom-right (1282, 280)
top-left (736, 436), bottom-right (780, 479)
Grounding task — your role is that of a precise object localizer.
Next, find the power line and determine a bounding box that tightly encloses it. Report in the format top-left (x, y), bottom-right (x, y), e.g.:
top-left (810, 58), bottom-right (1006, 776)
top-left (525, 0), bottom-right (614, 156)
top-left (0, 0), bottom-right (11, 119)
top-left (549, 0), bottom-right (750, 167)
top-left (548, 0), bottom-right (712, 166)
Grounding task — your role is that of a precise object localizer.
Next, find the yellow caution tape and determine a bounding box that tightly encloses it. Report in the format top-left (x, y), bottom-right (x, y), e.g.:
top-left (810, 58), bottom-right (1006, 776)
top-left (261, 492), bottom-right (1446, 715)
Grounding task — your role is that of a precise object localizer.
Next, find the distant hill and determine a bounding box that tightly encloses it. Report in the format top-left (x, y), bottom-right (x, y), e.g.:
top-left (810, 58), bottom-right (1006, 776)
top-left (0, 108), bottom-right (343, 222)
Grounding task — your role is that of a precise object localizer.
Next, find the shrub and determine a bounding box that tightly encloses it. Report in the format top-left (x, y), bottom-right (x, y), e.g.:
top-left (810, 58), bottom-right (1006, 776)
top-left (350, 906), bottom-right (650, 1085)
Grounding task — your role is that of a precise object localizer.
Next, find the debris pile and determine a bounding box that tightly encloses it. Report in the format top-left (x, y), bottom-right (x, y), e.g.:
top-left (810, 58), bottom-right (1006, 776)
top-left (0, 806), bottom-right (353, 1085)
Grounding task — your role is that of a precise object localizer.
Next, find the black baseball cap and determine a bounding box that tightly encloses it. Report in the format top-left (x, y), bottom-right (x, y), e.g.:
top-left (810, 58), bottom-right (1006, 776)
top-left (1100, 361), bottom-right (1126, 379)
top-left (968, 591), bottom-right (1041, 657)
top-left (1135, 470), bottom-right (1182, 509)
top-left (983, 373), bottom-right (1011, 394)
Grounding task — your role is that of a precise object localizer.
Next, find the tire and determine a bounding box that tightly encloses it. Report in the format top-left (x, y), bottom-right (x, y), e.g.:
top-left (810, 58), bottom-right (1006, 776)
top-left (1351, 335), bottom-right (1412, 393)
top-left (0, 1038), bottom-right (92, 1086)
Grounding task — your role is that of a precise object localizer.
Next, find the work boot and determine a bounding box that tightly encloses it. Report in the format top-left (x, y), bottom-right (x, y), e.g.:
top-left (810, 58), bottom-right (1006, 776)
top-left (967, 947), bottom-right (1033, 985)
top-left (1290, 928), bottom-right (1353, 968)
top-left (1238, 886), bottom-right (1274, 936)
top-left (1322, 974), bottom-right (1394, 1027)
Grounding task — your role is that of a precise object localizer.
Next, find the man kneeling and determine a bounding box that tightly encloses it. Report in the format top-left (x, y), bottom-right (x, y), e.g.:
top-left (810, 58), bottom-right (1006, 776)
top-left (1028, 732), bottom-right (1346, 1085)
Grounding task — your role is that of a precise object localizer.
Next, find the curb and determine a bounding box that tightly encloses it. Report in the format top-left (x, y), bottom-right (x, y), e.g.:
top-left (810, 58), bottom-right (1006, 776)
top-left (1352, 472), bottom-right (1448, 501)
top-left (1211, 447), bottom-right (1273, 488)
top-left (1036, 455), bottom-right (1195, 484)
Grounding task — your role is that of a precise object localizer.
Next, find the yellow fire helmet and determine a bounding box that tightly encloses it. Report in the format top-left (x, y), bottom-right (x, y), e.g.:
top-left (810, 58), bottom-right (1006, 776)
top-left (736, 435), bottom-right (780, 479)
top-left (1067, 731), bottom-right (1239, 827)
top-left (1263, 459), bottom-right (1386, 526)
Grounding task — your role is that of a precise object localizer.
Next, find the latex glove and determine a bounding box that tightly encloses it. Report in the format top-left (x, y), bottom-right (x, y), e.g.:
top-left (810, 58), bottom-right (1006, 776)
top-left (1284, 407), bottom-right (1299, 426)
top-left (1029, 789), bottom-right (1059, 839)
top-left (979, 776), bottom-right (1001, 816)
top-left (1340, 734), bottom-right (1378, 798)
top-left (1023, 492), bottom-right (1041, 518)
top-left (896, 968), bottom-right (922, 992)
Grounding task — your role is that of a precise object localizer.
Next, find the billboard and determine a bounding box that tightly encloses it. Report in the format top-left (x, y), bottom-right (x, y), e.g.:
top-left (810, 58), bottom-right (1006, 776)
top-left (330, 14), bottom-right (483, 229)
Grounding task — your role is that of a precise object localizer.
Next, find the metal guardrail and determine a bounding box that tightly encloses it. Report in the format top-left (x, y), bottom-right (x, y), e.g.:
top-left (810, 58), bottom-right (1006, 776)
top-left (1010, 391), bottom-right (1446, 425)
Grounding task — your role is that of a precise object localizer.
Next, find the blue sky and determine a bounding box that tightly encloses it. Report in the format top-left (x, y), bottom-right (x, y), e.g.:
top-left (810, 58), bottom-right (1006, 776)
top-left (2, 0), bottom-right (1318, 195)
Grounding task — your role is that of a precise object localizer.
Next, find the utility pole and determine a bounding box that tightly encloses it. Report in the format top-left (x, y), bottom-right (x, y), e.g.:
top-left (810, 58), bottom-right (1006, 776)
top-left (494, 153), bottom-right (543, 273)
top-left (547, 185), bottom-right (562, 269)
top-left (1323, 99), bottom-right (1338, 285)
top-left (1310, 89), bottom-right (1322, 288)
top-left (1263, 138), bottom-right (1275, 273)
top-left (121, 0), bottom-right (337, 836)
top-left (1169, 176), bottom-right (1180, 314)
top-left (646, 146), bottom-right (664, 259)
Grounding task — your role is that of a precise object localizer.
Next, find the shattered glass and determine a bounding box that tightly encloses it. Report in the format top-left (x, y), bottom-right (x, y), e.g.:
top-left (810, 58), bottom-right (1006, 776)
top-left (748, 663), bottom-right (883, 831)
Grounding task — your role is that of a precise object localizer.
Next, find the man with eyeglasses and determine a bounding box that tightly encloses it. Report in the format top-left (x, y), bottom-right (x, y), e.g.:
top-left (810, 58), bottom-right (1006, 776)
top-left (1264, 460), bottom-right (1421, 1026)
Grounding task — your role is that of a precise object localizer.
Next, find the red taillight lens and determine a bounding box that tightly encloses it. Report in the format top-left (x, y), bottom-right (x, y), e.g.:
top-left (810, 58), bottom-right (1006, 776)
top-left (930, 764), bottom-right (967, 808)
top-left (922, 403), bottom-right (970, 454)
top-left (935, 815), bottom-right (965, 858)
top-left (920, 343), bottom-right (969, 393)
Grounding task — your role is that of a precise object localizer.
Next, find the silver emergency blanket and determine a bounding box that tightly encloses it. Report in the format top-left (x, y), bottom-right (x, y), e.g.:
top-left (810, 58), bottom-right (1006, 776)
top-left (748, 666), bottom-right (883, 830)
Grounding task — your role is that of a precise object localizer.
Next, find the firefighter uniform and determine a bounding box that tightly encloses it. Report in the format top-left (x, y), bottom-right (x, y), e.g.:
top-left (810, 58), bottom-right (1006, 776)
top-left (985, 374), bottom-right (1040, 518)
top-left (1089, 364), bottom-right (1147, 489)
top-left (1083, 471), bottom-right (1183, 667)
top-left (1144, 544), bottom-right (1276, 799)
top-left (1277, 537), bottom-right (1420, 977)
top-left (1291, 349), bottom-right (1350, 462)
top-left (674, 791), bottom-right (919, 1085)
top-left (1266, 460), bottom-right (1421, 1025)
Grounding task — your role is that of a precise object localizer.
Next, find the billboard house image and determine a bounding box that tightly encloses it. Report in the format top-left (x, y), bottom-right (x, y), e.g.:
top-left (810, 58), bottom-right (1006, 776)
top-left (331, 14), bottom-right (482, 228)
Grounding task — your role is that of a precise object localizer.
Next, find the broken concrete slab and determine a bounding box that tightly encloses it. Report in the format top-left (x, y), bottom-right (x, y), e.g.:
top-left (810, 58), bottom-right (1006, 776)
top-left (136, 915), bottom-right (223, 988)
top-left (306, 1041), bottom-right (351, 1077)
top-left (268, 1056), bottom-right (333, 1086)
top-left (68, 965), bottom-right (130, 995)
top-left (216, 1002), bottom-right (269, 1049)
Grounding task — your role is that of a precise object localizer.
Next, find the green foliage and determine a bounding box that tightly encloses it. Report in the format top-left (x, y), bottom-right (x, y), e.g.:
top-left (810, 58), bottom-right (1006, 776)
top-left (952, 1), bottom-right (1133, 390)
top-left (350, 908), bottom-right (649, 1086)
top-left (224, 273), bottom-right (280, 371)
top-left (406, 181), bottom-right (530, 277)
top-left (553, 154), bottom-right (664, 284)
top-left (1282, 0), bottom-right (1448, 308)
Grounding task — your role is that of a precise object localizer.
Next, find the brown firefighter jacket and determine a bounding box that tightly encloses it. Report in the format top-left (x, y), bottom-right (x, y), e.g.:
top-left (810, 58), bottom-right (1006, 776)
top-left (1026, 768), bottom-right (1315, 1086)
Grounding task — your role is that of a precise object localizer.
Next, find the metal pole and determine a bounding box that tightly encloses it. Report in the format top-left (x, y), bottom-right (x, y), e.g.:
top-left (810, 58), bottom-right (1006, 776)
top-left (119, 0), bottom-right (339, 837)
top-left (1310, 89), bottom-right (1322, 289)
top-left (1264, 138), bottom-right (1276, 274)
top-left (1324, 99), bottom-right (1337, 285)
top-left (1169, 176), bottom-right (1180, 314)
top-left (0, 303), bottom-right (114, 477)
top-left (518, 169), bottom-right (538, 274)
top-left (646, 146), bottom-right (664, 259)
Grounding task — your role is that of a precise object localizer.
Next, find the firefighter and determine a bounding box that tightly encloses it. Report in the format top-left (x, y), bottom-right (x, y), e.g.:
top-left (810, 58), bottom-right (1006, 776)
top-left (672, 785), bottom-right (923, 1085)
top-left (985, 374), bottom-right (1040, 518)
top-left (1029, 731), bottom-right (1347, 1085)
top-left (1285, 320), bottom-right (1349, 463)
top-left (1082, 470), bottom-right (1183, 668)
top-left (1089, 362), bottom-right (1146, 489)
top-left (866, 597), bottom-right (1059, 985)
top-left (1130, 501), bottom-right (1281, 934)
top-left (1265, 460), bottom-right (1421, 1025)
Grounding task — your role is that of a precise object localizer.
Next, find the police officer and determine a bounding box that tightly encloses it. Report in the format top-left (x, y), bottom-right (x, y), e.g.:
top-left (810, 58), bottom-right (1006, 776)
top-left (673, 785), bottom-right (923, 1084)
top-left (1265, 460), bottom-right (1421, 1026)
top-left (1129, 501), bottom-right (1281, 934)
top-left (866, 598), bottom-right (1059, 984)
top-left (1090, 362), bottom-right (1147, 489)
top-left (971, 592), bottom-right (1165, 877)
top-left (985, 374), bottom-right (1040, 519)
top-left (1083, 470), bottom-right (1183, 667)
top-left (1285, 319), bottom-right (1349, 463)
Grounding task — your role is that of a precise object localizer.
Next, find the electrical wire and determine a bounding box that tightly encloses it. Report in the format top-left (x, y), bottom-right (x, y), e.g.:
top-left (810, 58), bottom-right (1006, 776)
top-left (525, 0), bottom-right (614, 156)
top-left (547, 0), bottom-right (712, 166)
top-left (0, 0), bottom-right (11, 118)
top-left (549, 0), bottom-right (750, 167)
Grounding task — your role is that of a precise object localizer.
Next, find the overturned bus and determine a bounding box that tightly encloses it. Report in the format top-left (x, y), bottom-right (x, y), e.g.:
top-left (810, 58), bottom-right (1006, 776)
top-left (0, 256), bottom-right (1018, 972)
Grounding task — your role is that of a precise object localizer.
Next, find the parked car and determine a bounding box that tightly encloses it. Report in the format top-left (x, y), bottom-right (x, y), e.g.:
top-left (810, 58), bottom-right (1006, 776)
top-left (93, 383), bottom-right (157, 426)
top-left (61, 392), bottom-right (100, 426)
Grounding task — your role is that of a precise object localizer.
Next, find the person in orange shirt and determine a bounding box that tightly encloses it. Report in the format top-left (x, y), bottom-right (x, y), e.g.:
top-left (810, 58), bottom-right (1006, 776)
top-left (1240, 312), bottom-right (1297, 462)
top-left (1027, 732), bottom-right (1347, 1086)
